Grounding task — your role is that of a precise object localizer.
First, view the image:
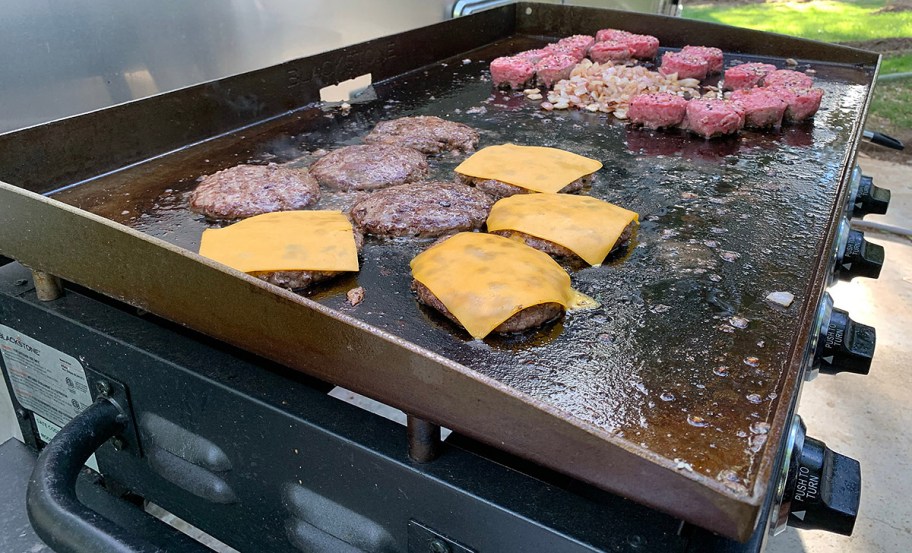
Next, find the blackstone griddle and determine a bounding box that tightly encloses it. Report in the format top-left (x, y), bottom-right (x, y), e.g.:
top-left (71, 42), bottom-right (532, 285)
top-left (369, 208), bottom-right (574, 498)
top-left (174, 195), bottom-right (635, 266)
top-left (0, 2), bottom-right (887, 548)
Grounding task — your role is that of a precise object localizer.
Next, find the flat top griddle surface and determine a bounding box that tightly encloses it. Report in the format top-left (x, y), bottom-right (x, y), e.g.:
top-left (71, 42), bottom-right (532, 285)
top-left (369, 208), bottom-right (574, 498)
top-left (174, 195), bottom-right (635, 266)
top-left (55, 35), bottom-right (871, 493)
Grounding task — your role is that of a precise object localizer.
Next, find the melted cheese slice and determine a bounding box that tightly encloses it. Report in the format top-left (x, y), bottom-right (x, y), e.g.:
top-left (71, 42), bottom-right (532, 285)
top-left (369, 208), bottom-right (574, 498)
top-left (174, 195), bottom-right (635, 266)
top-left (454, 144), bottom-right (602, 193)
top-left (410, 233), bottom-right (596, 339)
top-left (486, 194), bottom-right (638, 266)
top-left (199, 211), bottom-right (359, 273)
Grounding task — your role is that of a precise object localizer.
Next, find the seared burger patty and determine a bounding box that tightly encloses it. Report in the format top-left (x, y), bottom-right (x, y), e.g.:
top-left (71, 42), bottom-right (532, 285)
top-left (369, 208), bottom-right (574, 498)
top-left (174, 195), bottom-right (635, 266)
top-left (190, 163), bottom-right (320, 219)
top-left (490, 221), bottom-right (636, 264)
top-left (412, 281), bottom-right (564, 334)
top-left (456, 173), bottom-right (590, 200)
top-left (363, 116), bottom-right (479, 155)
top-left (251, 230), bottom-right (364, 291)
top-left (308, 144), bottom-right (428, 191)
top-left (190, 163), bottom-right (319, 220)
top-left (350, 181), bottom-right (492, 238)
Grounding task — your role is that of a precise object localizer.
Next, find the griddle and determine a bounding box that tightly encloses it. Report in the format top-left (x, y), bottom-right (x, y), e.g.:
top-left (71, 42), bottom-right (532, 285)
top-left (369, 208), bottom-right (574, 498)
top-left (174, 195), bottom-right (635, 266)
top-left (0, 3), bottom-right (879, 540)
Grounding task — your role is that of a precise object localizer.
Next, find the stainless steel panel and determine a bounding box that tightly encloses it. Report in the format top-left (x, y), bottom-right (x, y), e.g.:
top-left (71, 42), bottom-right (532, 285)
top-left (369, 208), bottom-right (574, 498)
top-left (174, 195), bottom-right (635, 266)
top-left (0, 0), bottom-right (671, 134)
top-left (0, 0), bottom-right (455, 133)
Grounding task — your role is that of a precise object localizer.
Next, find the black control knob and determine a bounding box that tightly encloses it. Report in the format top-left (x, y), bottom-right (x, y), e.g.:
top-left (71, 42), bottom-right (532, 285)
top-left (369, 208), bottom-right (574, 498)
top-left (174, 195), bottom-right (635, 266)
top-left (834, 229), bottom-right (884, 281)
top-left (777, 417), bottom-right (861, 536)
top-left (851, 175), bottom-right (890, 218)
top-left (818, 307), bottom-right (876, 376)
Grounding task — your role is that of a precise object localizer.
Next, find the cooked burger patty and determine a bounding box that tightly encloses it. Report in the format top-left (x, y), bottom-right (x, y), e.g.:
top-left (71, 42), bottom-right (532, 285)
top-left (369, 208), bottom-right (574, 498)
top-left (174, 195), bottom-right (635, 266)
top-left (413, 281), bottom-right (564, 334)
top-left (455, 173), bottom-right (590, 200)
top-left (350, 181), bottom-right (492, 238)
top-left (363, 116), bottom-right (479, 155)
top-left (490, 221), bottom-right (636, 263)
top-left (190, 164), bottom-right (319, 220)
top-left (308, 144), bottom-right (428, 191)
top-left (251, 230), bottom-right (364, 290)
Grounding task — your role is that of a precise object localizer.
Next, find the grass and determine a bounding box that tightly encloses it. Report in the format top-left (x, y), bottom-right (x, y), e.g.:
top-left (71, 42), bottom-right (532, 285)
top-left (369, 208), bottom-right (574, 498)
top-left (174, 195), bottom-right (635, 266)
top-left (882, 53), bottom-right (912, 75)
top-left (683, 1), bottom-right (912, 44)
top-left (869, 80), bottom-right (912, 129)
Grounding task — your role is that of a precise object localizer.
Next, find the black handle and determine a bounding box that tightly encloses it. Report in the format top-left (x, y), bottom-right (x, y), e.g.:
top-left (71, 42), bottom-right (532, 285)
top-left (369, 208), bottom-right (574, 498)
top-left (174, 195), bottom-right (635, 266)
top-left (26, 399), bottom-right (212, 553)
top-left (863, 130), bottom-right (904, 151)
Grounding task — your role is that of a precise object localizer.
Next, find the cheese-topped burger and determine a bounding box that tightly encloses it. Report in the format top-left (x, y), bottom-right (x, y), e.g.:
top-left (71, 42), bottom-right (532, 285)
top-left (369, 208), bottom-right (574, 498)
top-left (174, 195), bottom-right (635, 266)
top-left (410, 233), bottom-right (597, 339)
top-left (198, 211), bottom-right (361, 290)
top-left (454, 144), bottom-right (602, 199)
top-left (486, 194), bottom-right (638, 266)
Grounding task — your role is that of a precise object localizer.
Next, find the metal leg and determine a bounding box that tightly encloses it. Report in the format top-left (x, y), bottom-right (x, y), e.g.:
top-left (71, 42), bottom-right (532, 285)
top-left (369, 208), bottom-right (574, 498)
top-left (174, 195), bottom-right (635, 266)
top-left (31, 270), bottom-right (64, 301)
top-left (407, 415), bottom-right (441, 463)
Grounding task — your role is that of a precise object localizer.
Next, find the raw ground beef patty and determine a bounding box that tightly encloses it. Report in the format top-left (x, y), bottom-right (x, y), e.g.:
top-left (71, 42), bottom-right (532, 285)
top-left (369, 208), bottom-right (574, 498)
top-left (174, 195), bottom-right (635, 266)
top-left (768, 86), bottom-right (825, 122)
top-left (189, 163), bottom-right (320, 220)
top-left (730, 88), bottom-right (788, 129)
top-left (535, 54), bottom-right (578, 87)
top-left (723, 62), bottom-right (778, 91)
top-left (594, 29), bottom-right (659, 59)
top-left (349, 181), bottom-right (492, 237)
top-left (659, 51), bottom-right (710, 80)
top-left (628, 92), bottom-right (689, 129)
top-left (412, 281), bottom-right (564, 334)
top-left (680, 46), bottom-right (724, 74)
top-left (588, 40), bottom-right (631, 64)
top-left (762, 69), bottom-right (814, 90)
top-left (490, 56), bottom-right (536, 89)
top-left (546, 35), bottom-right (595, 61)
top-left (684, 99), bottom-right (745, 138)
top-left (252, 229), bottom-right (364, 290)
top-left (308, 144), bottom-right (428, 191)
top-left (363, 116), bottom-right (479, 155)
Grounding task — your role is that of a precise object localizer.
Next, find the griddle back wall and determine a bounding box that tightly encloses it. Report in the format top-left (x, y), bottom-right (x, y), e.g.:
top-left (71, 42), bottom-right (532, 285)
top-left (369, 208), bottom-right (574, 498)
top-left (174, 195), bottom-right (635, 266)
top-left (0, 6), bottom-right (514, 194)
top-left (0, 3), bottom-right (876, 195)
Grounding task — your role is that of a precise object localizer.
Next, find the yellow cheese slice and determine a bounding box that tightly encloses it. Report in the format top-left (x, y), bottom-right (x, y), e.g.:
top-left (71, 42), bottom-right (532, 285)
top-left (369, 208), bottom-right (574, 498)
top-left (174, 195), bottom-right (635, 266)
top-left (199, 211), bottom-right (359, 273)
top-left (486, 193), bottom-right (638, 266)
top-left (454, 144), bottom-right (602, 193)
top-left (410, 233), bottom-right (596, 339)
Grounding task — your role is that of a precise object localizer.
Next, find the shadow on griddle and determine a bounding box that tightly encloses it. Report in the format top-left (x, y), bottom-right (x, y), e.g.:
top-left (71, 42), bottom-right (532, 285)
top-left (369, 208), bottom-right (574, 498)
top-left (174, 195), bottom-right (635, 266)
top-left (300, 273), bottom-right (361, 301)
top-left (625, 123), bottom-right (816, 161)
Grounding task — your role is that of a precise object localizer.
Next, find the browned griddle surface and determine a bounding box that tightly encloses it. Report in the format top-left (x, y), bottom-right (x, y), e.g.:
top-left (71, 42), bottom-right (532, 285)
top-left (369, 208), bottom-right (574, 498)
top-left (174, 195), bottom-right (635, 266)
top-left (56, 37), bottom-right (871, 494)
top-left (0, 3), bottom-right (878, 540)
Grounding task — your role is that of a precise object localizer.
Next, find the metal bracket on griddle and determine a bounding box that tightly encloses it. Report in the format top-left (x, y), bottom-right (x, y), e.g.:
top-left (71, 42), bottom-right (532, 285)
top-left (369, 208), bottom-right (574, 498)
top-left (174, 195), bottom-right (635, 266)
top-left (407, 415), bottom-right (442, 463)
top-left (84, 368), bottom-right (143, 458)
top-left (30, 270), bottom-right (64, 301)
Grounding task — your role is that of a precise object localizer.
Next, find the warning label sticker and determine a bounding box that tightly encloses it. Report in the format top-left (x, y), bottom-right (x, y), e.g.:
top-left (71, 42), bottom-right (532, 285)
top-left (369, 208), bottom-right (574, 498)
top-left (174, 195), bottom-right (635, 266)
top-left (0, 323), bottom-right (93, 428)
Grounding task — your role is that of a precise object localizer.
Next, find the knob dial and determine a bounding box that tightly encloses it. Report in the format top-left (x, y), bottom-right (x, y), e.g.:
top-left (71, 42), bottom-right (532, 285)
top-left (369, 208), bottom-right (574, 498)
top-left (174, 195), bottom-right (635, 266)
top-left (851, 175), bottom-right (891, 218)
top-left (818, 304), bottom-right (876, 376)
top-left (806, 294), bottom-right (876, 378)
top-left (832, 220), bottom-right (884, 282)
top-left (774, 417), bottom-right (861, 536)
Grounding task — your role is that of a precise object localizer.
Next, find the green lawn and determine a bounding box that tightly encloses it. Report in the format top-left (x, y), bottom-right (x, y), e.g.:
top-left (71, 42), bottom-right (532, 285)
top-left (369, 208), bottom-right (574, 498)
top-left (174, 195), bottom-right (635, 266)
top-left (882, 53), bottom-right (912, 75)
top-left (683, 1), bottom-right (912, 43)
top-left (869, 80), bottom-right (912, 129)
top-left (683, 1), bottom-right (912, 75)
